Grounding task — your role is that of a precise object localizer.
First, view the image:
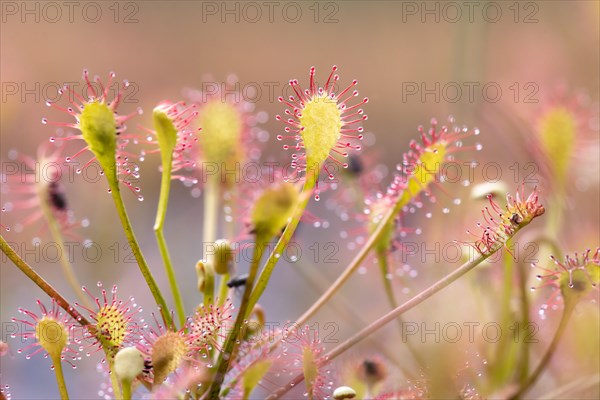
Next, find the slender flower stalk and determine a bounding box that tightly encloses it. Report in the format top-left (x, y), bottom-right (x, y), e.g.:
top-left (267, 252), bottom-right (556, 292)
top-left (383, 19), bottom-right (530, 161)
top-left (52, 357), bottom-right (70, 400)
top-left (109, 183), bottom-right (172, 326)
top-left (508, 304), bottom-right (574, 400)
top-left (375, 249), bottom-right (427, 369)
top-left (516, 252), bottom-right (531, 384)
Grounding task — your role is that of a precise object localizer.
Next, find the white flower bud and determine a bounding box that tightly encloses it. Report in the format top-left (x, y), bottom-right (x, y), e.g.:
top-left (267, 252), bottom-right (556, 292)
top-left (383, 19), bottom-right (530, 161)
top-left (333, 386), bottom-right (357, 399)
top-left (114, 347), bottom-right (144, 382)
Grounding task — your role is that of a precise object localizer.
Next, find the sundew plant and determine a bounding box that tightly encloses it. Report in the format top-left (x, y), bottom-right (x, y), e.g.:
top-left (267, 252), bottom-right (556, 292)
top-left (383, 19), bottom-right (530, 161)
top-left (1, 2), bottom-right (599, 400)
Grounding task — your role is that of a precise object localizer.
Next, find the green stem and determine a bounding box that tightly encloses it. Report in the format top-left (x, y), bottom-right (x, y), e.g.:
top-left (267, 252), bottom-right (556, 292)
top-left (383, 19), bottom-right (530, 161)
top-left (154, 157), bottom-right (186, 328)
top-left (217, 272), bottom-right (230, 307)
top-left (0, 235), bottom-right (90, 325)
top-left (121, 378), bottom-right (132, 400)
top-left (508, 303), bottom-right (575, 400)
top-left (217, 191), bottom-right (235, 306)
top-left (108, 181), bottom-right (172, 327)
top-left (500, 243), bottom-right (514, 330)
top-left (207, 234), bottom-right (269, 399)
top-left (203, 261), bottom-right (215, 307)
top-left (155, 230), bottom-right (185, 328)
top-left (108, 359), bottom-right (122, 399)
top-left (376, 250), bottom-right (427, 370)
top-left (246, 170), bottom-right (317, 313)
top-left (546, 190), bottom-right (565, 238)
top-left (516, 257), bottom-right (530, 383)
top-left (490, 242), bottom-right (516, 386)
top-left (51, 355), bottom-right (70, 400)
top-left (267, 250), bottom-right (499, 399)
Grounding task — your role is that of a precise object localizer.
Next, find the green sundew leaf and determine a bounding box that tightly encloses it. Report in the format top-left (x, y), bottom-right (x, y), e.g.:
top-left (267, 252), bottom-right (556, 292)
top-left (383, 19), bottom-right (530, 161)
top-left (242, 360), bottom-right (273, 399)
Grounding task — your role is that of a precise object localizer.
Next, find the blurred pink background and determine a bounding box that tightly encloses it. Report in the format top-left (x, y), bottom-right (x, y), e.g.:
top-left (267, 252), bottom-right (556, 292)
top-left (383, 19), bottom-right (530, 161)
top-left (1, 1), bottom-right (599, 398)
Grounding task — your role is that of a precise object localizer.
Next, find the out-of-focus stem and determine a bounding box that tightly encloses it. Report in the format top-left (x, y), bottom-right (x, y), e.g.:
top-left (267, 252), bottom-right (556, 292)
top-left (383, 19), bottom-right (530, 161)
top-left (376, 250), bottom-right (427, 370)
top-left (40, 199), bottom-right (92, 308)
top-left (508, 303), bottom-right (575, 400)
top-left (516, 257), bottom-right (530, 383)
top-left (293, 193), bottom-right (402, 328)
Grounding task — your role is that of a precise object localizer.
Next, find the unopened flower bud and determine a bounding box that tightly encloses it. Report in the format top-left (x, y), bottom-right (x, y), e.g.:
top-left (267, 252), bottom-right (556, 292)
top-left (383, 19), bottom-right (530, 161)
top-left (196, 259), bottom-right (215, 296)
top-left (251, 182), bottom-right (299, 239)
top-left (333, 386), bottom-right (357, 399)
top-left (470, 181), bottom-right (509, 201)
top-left (114, 347), bottom-right (144, 382)
top-left (212, 239), bottom-right (233, 275)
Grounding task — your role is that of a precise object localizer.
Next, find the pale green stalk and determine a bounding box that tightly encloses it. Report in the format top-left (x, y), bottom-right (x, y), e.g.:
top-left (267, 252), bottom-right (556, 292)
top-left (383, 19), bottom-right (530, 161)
top-left (50, 355), bottom-right (70, 400)
top-left (154, 151), bottom-right (186, 328)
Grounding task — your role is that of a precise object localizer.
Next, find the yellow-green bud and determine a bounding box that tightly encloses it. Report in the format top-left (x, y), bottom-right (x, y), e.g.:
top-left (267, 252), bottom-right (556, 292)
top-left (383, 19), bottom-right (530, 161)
top-left (195, 259), bottom-right (215, 294)
top-left (212, 239), bottom-right (233, 275)
top-left (251, 182), bottom-right (299, 239)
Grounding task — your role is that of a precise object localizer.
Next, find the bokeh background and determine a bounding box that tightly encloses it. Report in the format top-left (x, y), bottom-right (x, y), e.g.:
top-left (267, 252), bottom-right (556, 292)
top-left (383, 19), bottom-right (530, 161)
top-left (1, 1), bottom-right (599, 398)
